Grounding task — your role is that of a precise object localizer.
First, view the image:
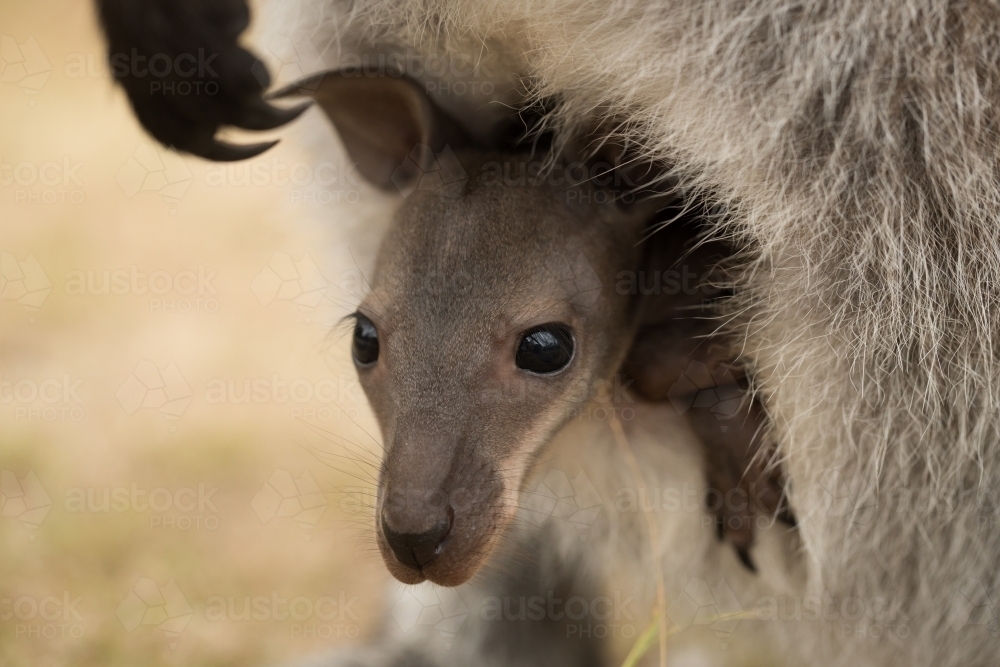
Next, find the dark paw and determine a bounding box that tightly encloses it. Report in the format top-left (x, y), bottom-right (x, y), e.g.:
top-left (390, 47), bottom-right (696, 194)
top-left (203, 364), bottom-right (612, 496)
top-left (686, 396), bottom-right (795, 573)
top-left (735, 545), bottom-right (757, 573)
top-left (709, 481), bottom-right (758, 572)
top-left (96, 0), bottom-right (309, 161)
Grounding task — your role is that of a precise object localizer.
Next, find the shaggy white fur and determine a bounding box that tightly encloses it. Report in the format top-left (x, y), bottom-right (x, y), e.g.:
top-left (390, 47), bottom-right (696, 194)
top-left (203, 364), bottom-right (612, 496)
top-left (256, 1), bottom-right (1000, 664)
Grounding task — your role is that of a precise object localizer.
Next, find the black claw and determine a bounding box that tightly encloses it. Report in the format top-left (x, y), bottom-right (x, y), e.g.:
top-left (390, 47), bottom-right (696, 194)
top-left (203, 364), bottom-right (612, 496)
top-left (97, 0), bottom-right (302, 163)
top-left (736, 547), bottom-right (758, 573)
top-left (191, 139), bottom-right (280, 162)
top-left (234, 98), bottom-right (312, 131)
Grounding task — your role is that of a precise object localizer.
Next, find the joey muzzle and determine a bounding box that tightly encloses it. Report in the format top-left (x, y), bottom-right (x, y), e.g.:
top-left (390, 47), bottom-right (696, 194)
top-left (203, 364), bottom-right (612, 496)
top-left (377, 428), bottom-right (506, 586)
top-left (377, 481), bottom-right (505, 585)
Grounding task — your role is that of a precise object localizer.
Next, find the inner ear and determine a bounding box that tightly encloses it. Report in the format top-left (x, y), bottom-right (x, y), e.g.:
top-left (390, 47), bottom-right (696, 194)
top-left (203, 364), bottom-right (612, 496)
top-left (271, 70), bottom-right (469, 190)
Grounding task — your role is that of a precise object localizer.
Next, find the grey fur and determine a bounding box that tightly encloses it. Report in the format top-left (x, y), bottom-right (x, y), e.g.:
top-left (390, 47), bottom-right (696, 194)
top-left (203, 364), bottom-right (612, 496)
top-left (260, 1), bottom-right (1000, 664)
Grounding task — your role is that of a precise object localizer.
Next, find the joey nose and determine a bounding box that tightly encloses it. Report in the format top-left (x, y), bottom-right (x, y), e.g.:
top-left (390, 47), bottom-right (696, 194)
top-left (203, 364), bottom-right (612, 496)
top-left (381, 511), bottom-right (453, 570)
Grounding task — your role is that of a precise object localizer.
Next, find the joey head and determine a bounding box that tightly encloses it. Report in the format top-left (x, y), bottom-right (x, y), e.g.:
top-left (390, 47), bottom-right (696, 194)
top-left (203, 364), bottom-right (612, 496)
top-left (275, 68), bottom-right (788, 586)
top-left (355, 166), bottom-right (645, 585)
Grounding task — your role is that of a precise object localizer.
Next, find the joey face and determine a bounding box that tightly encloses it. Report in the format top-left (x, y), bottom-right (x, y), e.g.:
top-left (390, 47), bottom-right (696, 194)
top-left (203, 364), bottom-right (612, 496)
top-left (354, 154), bottom-right (647, 585)
top-left (272, 67), bottom-right (660, 585)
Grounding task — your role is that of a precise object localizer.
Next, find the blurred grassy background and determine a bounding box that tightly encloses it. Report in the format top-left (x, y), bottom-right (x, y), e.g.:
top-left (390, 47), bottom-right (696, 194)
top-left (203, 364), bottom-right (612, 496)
top-left (0, 1), bottom-right (393, 665)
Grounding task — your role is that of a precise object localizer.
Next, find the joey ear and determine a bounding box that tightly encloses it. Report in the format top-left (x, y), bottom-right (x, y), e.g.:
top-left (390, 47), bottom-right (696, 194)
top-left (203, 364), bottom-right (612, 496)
top-left (271, 69), bottom-right (470, 190)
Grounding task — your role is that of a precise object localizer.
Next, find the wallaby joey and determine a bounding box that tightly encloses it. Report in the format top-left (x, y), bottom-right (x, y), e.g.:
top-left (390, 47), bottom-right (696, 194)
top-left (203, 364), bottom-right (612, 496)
top-left (274, 68), bottom-right (790, 586)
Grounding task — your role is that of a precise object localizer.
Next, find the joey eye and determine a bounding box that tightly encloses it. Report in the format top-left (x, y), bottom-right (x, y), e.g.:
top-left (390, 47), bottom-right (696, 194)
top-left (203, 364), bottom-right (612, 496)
top-left (352, 315), bottom-right (379, 366)
top-left (516, 324), bottom-right (575, 375)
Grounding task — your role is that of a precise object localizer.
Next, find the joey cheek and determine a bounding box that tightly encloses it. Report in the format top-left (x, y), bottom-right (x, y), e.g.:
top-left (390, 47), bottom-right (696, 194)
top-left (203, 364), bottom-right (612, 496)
top-left (353, 366), bottom-right (392, 423)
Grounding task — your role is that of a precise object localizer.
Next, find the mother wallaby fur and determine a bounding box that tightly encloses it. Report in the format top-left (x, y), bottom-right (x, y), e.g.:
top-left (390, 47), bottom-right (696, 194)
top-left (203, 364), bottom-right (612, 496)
top-left (256, 1), bottom-right (1000, 665)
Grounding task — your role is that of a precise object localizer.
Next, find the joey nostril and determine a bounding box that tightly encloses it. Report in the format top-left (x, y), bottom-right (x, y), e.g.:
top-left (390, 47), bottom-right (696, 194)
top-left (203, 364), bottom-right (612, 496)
top-left (381, 510), bottom-right (453, 570)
